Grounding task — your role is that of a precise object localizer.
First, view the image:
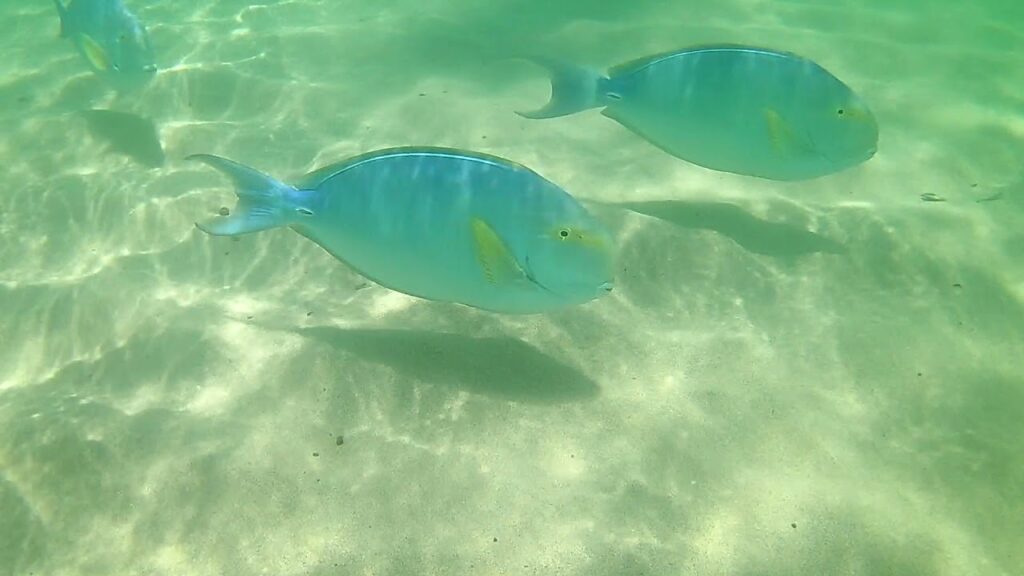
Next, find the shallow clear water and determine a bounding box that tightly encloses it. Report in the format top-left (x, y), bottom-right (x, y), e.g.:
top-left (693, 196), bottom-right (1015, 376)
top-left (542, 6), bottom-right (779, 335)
top-left (1, 1), bottom-right (1022, 574)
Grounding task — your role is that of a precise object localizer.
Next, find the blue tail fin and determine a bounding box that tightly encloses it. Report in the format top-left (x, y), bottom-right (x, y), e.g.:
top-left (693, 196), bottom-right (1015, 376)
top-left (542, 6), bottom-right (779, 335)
top-left (188, 154), bottom-right (294, 237)
top-left (515, 57), bottom-right (608, 119)
top-left (53, 0), bottom-right (70, 37)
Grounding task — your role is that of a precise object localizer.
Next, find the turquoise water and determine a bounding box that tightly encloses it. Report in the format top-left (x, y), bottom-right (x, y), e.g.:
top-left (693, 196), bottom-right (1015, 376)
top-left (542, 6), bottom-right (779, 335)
top-left (2, 1), bottom-right (1023, 574)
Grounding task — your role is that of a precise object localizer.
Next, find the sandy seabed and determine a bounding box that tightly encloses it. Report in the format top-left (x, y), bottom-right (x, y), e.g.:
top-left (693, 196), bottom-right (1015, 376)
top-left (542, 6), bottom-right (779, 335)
top-left (1, 1), bottom-right (1022, 574)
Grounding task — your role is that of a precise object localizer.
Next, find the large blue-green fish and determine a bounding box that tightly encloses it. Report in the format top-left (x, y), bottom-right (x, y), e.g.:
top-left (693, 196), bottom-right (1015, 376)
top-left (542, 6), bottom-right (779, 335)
top-left (190, 148), bottom-right (616, 314)
top-left (53, 0), bottom-right (156, 91)
top-left (518, 45), bottom-right (879, 181)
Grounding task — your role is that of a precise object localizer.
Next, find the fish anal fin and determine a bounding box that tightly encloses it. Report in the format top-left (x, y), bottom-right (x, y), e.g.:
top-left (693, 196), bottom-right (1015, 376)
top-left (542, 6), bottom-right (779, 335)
top-left (471, 218), bottom-right (524, 284)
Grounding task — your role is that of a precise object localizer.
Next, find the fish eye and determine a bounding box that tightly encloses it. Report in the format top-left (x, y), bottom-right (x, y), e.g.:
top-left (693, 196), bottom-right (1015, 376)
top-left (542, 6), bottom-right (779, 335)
top-left (837, 108), bottom-right (845, 116)
top-left (558, 228), bottom-right (570, 239)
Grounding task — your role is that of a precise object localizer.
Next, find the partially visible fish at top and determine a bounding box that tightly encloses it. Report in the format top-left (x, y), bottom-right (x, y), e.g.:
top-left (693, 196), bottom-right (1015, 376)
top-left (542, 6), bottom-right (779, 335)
top-left (517, 45), bottom-right (879, 181)
top-left (53, 0), bottom-right (156, 91)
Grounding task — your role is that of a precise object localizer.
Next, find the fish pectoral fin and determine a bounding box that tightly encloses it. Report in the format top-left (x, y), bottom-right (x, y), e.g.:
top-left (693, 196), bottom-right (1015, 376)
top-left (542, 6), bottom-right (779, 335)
top-left (471, 217), bottom-right (526, 285)
top-left (80, 34), bottom-right (111, 71)
top-left (763, 108), bottom-right (810, 155)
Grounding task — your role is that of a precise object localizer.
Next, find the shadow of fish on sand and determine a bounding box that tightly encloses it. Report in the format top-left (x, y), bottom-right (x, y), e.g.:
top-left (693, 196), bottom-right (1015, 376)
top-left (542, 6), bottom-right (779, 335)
top-left (609, 200), bottom-right (846, 258)
top-left (81, 109), bottom-right (164, 168)
top-left (298, 326), bottom-right (600, 405)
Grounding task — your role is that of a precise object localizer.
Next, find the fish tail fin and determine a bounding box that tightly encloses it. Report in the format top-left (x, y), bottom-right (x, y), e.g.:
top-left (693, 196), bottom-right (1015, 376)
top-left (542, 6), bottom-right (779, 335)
top-left (515, 56), bottom-right (608, 119)
top-left (188, 154), bottom-right (295, 237)
top-left (53, 0), bottom-right (70, 37)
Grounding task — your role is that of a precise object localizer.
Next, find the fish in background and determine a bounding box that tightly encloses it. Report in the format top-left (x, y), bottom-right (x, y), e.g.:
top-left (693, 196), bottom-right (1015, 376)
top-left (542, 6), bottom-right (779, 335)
top-left (190, 147), bottom-right (616, 314)
top-left (53, 0), bottom-right (157, 91)
top-left (518, 45), bottom-right (879, 181)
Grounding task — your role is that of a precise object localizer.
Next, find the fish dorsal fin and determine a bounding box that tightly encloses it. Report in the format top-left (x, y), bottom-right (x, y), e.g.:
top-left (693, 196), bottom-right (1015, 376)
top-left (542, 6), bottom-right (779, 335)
top-left (608, 48), bottom-right (692, 76)
top-left (295, 147), bottom-right (536, 190)
top-left (763, 108), bottom-right (812, 155)
top-left (294, 160), bottom-right (355, 189)
top-left (80, 34), bottom-right (110, 71)
top-left (471, 218), bottom-right (526, 285)
top-left (608, 44), bottom-right (803, 77)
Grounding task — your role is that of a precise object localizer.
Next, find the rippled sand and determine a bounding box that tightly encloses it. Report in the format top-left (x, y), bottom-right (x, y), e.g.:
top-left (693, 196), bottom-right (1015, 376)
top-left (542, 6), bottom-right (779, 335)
top-left (1, 1), bottom-right (1022, 574)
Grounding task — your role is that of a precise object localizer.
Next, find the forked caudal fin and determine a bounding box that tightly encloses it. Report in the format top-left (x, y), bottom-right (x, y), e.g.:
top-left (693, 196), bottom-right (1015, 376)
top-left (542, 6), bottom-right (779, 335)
top-left (515, 56), bottom-right (609, 119)
top-left (53, 0), bottom-right (70, 37)
top-left (188, 154), bottom-right (297, 236)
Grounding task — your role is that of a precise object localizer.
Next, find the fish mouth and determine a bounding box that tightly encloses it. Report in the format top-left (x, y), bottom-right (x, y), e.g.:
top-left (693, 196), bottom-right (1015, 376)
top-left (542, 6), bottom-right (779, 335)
top-left (596, 281), bottom-right (614, 298)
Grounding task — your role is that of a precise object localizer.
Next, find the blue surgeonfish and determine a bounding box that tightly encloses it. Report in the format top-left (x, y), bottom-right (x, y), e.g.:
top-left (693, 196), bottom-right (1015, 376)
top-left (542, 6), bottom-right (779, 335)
top-left (190, 148), bottom-right (616, 314)
top-left (518, 45), bottom-right (879, 181)
top-left (53, 0), bottom-right (156, 90)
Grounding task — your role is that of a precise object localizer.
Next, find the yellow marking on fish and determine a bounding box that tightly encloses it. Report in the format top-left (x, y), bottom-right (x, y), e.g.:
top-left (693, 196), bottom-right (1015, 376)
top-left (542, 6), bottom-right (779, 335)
top-left (763, 108), bottom-right (813, 155)
top-left (471, 217), bottom-right (523, 284)
top-left (80, 34), bottom-right (110, 71)
top-left (764, 108), bottom-right (793, 153)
